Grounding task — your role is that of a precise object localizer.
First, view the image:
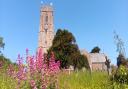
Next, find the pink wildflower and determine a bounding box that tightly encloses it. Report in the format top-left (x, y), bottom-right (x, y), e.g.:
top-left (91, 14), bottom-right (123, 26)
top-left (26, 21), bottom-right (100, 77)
top-left (30, 80), bottom-right (36, 88)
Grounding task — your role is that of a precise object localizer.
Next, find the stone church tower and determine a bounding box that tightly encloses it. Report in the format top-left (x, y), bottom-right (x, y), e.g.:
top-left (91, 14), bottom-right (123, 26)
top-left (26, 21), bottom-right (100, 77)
top-left (38, 4), bottom-right (54, 53)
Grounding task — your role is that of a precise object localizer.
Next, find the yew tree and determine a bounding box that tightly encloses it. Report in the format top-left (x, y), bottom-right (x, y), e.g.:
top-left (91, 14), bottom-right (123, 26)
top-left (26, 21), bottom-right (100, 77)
top-left (48, 29), bottom-right (89, 69)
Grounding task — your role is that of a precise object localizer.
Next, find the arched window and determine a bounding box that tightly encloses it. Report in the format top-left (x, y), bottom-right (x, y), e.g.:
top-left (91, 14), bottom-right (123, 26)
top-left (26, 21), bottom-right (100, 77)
top-left (45, 41), bottom-right (47, 45)
top-left (45, 15), bottom-right (48, 23)
top-left (45, 28), bottom-right (47, 33)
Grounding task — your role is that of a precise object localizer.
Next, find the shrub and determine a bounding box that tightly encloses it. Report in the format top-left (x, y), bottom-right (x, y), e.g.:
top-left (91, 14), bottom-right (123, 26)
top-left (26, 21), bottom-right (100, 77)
top-left (114, 65), bottom-right (128, 84)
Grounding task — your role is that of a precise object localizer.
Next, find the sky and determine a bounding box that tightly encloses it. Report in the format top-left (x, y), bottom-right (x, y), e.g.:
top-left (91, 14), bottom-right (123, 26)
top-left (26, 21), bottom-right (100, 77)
top-left (0, 0), bottom-right (128, 64)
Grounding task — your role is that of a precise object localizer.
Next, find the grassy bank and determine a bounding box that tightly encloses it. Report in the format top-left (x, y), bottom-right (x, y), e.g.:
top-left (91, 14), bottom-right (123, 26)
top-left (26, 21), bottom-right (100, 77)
top-left (58, 71), bottom-right (112, 89)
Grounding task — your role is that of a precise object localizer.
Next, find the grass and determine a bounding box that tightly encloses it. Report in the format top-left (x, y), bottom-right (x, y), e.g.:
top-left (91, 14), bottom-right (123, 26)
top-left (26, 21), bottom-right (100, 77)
top-left (0, 71), bottom-right (16, 89)
top-left (58, 71), bottom-right (112, 89)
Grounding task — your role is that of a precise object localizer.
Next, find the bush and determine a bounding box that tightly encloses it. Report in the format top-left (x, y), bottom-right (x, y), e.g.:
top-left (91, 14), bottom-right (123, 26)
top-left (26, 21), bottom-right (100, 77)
top-left (114, 65), bottom-right (128, 84)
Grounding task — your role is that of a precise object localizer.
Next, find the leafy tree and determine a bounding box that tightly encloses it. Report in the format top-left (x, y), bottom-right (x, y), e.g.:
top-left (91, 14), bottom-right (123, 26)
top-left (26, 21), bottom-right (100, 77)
top-left (113, 31), bottom-right (128, 67)
top-left (0, 36), bottom-right (5, 49)
top-left (117, 54), bottom-right (127, 67)
top-left (48, 29), bottom-right (89, 69)
top-left (73, 54), bottom-right (90, 70)
top-left (0, 36), bottom-right (5, 54)
top-left (0, 55), bottom-right (12, 69)
top-left (90, 46), bottom-right (100, 53)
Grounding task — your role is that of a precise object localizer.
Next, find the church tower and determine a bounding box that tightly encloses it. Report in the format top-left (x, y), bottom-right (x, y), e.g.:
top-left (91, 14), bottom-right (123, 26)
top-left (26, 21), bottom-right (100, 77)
top-left (38, 4), bottom-right (54, 53)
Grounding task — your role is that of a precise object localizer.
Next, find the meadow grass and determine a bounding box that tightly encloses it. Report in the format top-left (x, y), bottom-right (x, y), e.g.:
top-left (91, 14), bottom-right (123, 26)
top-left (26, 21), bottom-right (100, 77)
top-left (58, 71), bottom-right (112, 89)
top-left (0, 71), bottom-right (16, 89)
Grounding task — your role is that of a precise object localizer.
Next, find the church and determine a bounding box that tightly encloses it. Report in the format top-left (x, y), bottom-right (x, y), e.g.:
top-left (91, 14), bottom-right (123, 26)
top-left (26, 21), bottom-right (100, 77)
top-left (38, 4), bottom-right (108, 71)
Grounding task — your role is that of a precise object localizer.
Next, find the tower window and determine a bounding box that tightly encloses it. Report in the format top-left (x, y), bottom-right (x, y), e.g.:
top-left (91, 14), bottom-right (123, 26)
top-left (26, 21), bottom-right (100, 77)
top-left (45, 29), bottom-right (47, 33)
top-left (45, 15), bottom-right (48, 23)
top-left (45, 41), bottom-right (47, 44)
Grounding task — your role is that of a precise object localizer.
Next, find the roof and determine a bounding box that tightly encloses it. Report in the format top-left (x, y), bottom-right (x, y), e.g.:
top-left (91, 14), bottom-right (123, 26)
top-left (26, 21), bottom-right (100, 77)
top-left (89, 53), bottom-right (107, 63)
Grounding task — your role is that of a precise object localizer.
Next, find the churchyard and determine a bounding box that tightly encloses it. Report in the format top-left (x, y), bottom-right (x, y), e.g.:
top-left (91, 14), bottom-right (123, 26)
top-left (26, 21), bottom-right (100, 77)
top-left (0, 48), bottom-right (128, 89)
top-left (0, 1), bottom-right (128, 89)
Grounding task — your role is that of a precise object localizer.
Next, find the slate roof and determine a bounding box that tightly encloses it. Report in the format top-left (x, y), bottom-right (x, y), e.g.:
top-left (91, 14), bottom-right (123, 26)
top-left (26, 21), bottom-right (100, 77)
top-left (89, 53), bottom-right (106, 63)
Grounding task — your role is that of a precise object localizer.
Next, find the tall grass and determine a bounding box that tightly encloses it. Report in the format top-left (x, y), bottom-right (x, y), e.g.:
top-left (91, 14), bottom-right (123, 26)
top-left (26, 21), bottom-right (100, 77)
top-left (0, 70), bottom-right (16, 89)
top-left (58, 71), bottom-right (112, 89)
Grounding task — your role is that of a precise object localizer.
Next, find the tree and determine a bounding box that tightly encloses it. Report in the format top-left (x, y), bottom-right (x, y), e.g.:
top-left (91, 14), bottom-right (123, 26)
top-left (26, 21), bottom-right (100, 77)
top-left (105, 57), bottom-right (111, 75)
top-left (73, 54), bottom-right (90, 70)
top-left (90, 46), bottom-right (100, 53)
top-left (48, 29), bottom-right (89, 69)
top-left (113, 31), bottom-right (128, 67)
top-left (117, 54), bottom-right (127, 67)
top-left (114, 31), bottom-right (126, 57)
top-left (0, 36), bottom-right (5, 55)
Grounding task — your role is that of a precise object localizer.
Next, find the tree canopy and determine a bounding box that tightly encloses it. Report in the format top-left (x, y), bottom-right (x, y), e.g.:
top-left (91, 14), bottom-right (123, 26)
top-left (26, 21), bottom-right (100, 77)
top-left (90, 46), bottom-right (100, 53)
top-left (117, 54), bottom-right (127, 67)
top-left (0, 36), bottom-right (5, 54)
top-left (48, 29), bottom-right (90, 69)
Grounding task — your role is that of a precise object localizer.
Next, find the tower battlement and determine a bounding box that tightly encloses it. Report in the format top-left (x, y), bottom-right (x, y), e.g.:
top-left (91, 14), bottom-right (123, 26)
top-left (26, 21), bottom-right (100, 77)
top-left (41, 5), bottom-right (53, 12)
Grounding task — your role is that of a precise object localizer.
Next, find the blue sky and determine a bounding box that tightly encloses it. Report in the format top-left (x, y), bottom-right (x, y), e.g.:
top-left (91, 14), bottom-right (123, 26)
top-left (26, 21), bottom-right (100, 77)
top-left (0, 0), bottom-right (128, 64)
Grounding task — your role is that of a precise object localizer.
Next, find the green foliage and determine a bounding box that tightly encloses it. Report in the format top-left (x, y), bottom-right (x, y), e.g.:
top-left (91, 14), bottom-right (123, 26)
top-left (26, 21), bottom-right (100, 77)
top-left (0, 36), bottom-right (5, 55)
top-left (73, 55), bottom-right (90, 70)
top-left (0, 56), bottom-right (11, 63)
top-left (110, 65), bottom-right (128, 89)
top-left (111, 65), bottom-right (117, 77)
top-left (90, 46), bottom-right (100, 53)
top-left (0, 72), bottom-right (30, 89)
top-left (114, 65), bottom-right (128, 84)
top-left (112, 82), bottom-right (128, 89)
top-left (0, 56), bottom-right (12, 70)
top-left (117, 54), bottom-right (127, 67)
top-left (0, 73), bottom-right (17, 89)
top-left (47, 82), bottom-right (56, 89)
top-left (0, 36), bottom-right (5, 49)
top-left (48, 29), bottom-right (89, 69)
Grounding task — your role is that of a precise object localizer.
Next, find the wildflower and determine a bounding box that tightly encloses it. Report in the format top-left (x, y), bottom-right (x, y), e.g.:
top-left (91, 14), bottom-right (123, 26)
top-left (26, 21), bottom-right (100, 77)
top-left (7, 48), bottom-right (60, 89)
top-left (30, 80), bottom-right (36, 88)
top-left (7, 64), bottom-right (14, 76)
